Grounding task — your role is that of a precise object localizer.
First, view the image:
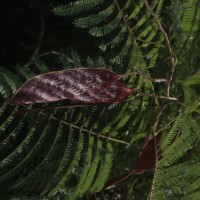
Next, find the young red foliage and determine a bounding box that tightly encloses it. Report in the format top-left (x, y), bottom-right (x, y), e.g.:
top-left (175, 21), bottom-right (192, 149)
top-left (9, 68), bottom-right (133, 105)
top-left (104, 169), bottom-right (135, 190)
top-left (104, 133), bottom-right (162, 190)
top-left (135, 133), bottom-right (162, 174)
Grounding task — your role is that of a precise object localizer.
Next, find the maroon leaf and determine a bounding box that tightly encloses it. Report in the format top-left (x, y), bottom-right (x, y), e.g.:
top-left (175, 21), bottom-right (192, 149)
top-left (104, 133), bottom-right (162, 190)
top-left (9, 68), bottom-right (133, 105)
top-left (135, 133), bottom-right (162, 174)
top-left (104, 169), bottom-right (135, 190)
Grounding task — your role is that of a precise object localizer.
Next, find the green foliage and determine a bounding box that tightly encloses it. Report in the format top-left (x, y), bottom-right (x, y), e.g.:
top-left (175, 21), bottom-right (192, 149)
top-left (1, 0), bottom-right (200, 199)
top-left (53, 0), bottom-right (106, 16)
top-left (53, 0), bottom-right (164, 70)
top-left (0, 55), bottom-right (134, 199)
top-left (182, 69), bottom-right (200, 103)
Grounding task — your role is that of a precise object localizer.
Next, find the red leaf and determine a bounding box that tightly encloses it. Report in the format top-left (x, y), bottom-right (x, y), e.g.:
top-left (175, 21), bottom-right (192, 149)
top-left (135, 133), bottom-right (162, 174)
top-left (104, 169), bottom-right (135, 190)
top-left (104, 133), bottom-right (162, 190)
top-left (8, 68), bottom-right (133, 105)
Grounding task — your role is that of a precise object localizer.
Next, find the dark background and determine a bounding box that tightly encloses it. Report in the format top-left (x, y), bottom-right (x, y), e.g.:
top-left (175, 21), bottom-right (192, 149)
top-left (0, 0), bottom-right (99, 69)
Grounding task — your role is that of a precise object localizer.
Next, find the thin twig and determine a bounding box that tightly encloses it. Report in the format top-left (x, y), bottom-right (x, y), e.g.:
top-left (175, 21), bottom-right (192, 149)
top-left (152, 104), bottom-right (168, 132)
top-left (140, 93), bottom-right (177, 101)
top-left (131, 91), bottom-right (178, 102)
top-left (114, 0), bottom-right (165, 48)
top-left (47, 114), bottom-right (130, 145)
top-left (17, 104), bottom-right (130, 145)
top-left (38, 50), bottom-right (74, 64)
top-left (16, 104), bottom-right (89, 115)
top-left (114, 0), bottom-right (132, 33)
top-left (155, 118), bottom-right (176, 135)
top-left (138, 4), bottom-right (179, 195)
top-left (142, 0), bottom-right (177, 97)
top-left (149, 132), bottom-right (158, 200)
top-left (149, 104), bottom-right (168, 200)
top-left (121, 69), bottom-right (168, 83)
top-left (134, 37), bottom-right (165, 47)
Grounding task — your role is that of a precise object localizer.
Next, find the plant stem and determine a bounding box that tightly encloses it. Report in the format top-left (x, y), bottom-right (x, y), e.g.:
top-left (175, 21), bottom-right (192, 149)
top-left (142, 0), bottom-right (177, 97)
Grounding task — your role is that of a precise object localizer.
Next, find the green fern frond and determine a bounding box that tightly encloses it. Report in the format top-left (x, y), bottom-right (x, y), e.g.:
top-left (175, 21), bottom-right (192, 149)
top-left (34, 59), bottom-right (49, 73)
top-left (78, 139), bottom-right (102, 196)
top-left (170, 0), bottom-right (200, 54)
top-left (0, 116), bottom-right (51, 184)
top-left (70, 137), bottom-right (94, 199)
top-left (153, 160), bottom-right (200, 199)
top-left (16, 65), bottom-right (36, 80)
top-left (99, 26), bottom-right (128, 52)
top-left (160, 111), bottom-right (199, 167)
top-left (0, 67), bottom-right (20, 97)
top-left (161, 126), bottom-right (194, 167)
top-left (74, 4), bottom-right (115, 28)
top-left (181, 0), bottom-right (200, 34)
top-left (0, 83), bottom-right (12, 100)
top-left (59, 55), bottom-right (74, 68)
top-left (128, 1), bottom-right (143, 20)
top-left (0, 68), bottom-right (20, 93)
top-left (161, 114), bottom-right (186, 151)
top-left (41, 125), bottom-right (74, 196)
top-left (182, 69), bottom-right (200, 104)
top-left (152, 100), bottom-right (200, 199)
top-left (48, 132), bottom-right (85, 197)
top-left (89, 14), bottom-right (122, 37)
top-left (52, 0), bottom-right (106, 16)
top-left (88, 142), bottom-right (113, 192)
top-left (9, 119), bottom-right (67, 192)
top-left (70, 51), bottom-right (82, 67)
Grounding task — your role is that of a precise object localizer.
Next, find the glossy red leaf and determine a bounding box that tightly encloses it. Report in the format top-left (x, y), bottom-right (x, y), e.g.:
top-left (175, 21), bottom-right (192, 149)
top-left (9, 68), bottom-right (133, 105)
